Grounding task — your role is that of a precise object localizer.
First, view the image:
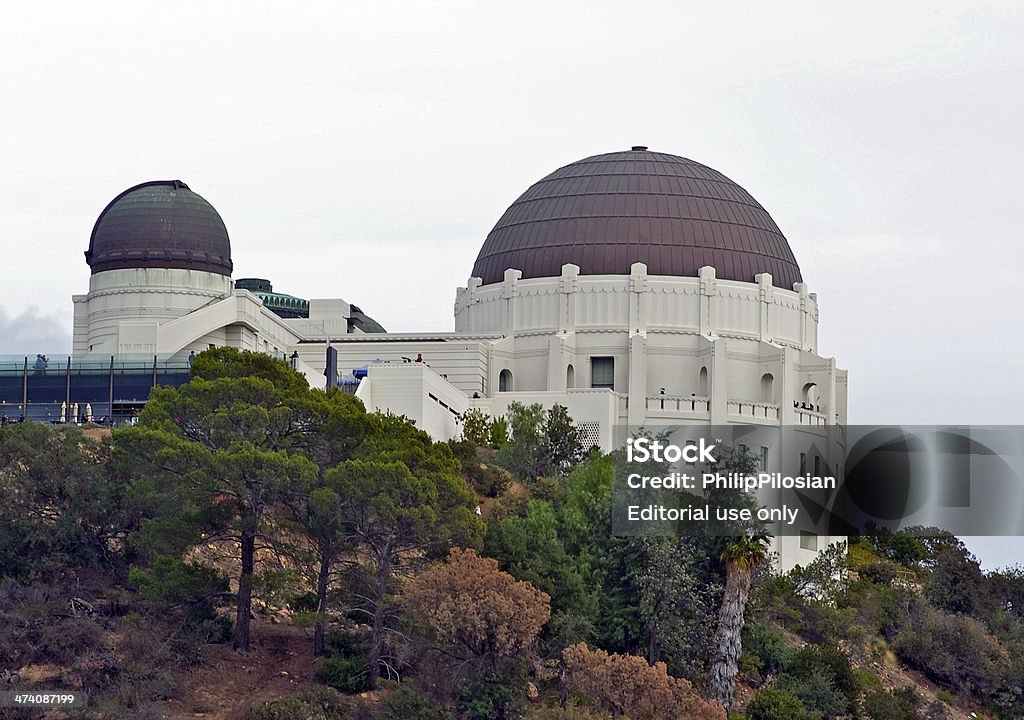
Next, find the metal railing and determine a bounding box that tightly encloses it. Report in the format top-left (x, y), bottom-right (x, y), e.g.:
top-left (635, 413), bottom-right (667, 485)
top-left (0, 354), bottom-right (191, 426)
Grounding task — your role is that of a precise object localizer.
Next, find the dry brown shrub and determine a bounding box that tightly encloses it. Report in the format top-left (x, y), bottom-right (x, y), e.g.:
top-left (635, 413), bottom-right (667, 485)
top-left (404, 548), bottom-right (550, 659)
top-left (562, 642), bottom-right (726, 720)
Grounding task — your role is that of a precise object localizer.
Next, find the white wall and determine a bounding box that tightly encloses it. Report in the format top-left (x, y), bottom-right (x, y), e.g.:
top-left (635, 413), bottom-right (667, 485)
top-left (356, 363), bottom-right (469, 441)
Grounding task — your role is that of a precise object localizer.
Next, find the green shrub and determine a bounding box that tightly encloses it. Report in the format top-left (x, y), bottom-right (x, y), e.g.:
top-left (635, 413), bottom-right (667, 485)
top-left (742, 623), bottom-right (789, 676)
top-left (373, 682), bottom-right (453, 720)
top-left (289, 591), bottom-right (319, 613)
top-left (781, 644), bottom-right (858, 715)
top-left (854, 668), bottom-right (884, 695)
top-left (181, 599), bottom-right (232, 644)
top-left (489, 417), bottom-right (509, 447)
top-left (457, 659), bottom-right (527, 720)
top-left (525, 702), bottom-right (612, 719)
top-left (745, 687), bottom-right (818, 720)
top-left (777, 672), bottom-right (848, 719)
top-left (316, 655), bottom-right (371, 694)
top-left (893, 601), bottom-right (1007, 696)
top-left (315, 633), bottom-right (372, 693)
top-left (936, 689), bottom-right (956, 705)
top-left (738, 651), bottom-right (761, 676)
top-left (129, 555), bottom-right (228, 605)
top-left (862, 686), bottom-right (920, 720)
top-left (244, 687), bottom-right (348, 720)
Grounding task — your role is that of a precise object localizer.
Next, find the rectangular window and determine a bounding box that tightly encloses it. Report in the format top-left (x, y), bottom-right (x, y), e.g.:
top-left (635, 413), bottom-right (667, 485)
top-left (686, 440), bottom-right (697, 467)
top-left (738, 444), bottom-right (748, 457)
top-left (814, 455), bottom-right (821, 476)
top-left (800, 531), bottom-right (818, 551)
top-left (760, 446), bottom-right (769, 471)
top-left (591, 357), bottom-right (614, 389)
top-left (799, 452), bottom-right (807, 475)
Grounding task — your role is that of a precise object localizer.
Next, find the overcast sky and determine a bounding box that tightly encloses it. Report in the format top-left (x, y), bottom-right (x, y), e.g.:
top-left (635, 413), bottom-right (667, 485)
top-left (1, 2), bottom-right (1021, 566)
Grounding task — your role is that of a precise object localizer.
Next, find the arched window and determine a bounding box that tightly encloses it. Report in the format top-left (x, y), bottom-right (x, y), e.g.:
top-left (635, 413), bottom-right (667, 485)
top-left (499, 369), bottom-right (513, 392)
top-left (802, 382), bottom-right (819, 407)
top-left (698, 366), bottom-right (709, 396)
top-left (566, 364), bottom-right (575, 389)
top-left (761, 373), bottom-right (774, 403)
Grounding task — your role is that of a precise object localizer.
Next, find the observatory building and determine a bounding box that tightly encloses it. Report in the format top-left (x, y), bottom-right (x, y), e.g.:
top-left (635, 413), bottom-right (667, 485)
top-left (1, 147), bottom-right (847, 569)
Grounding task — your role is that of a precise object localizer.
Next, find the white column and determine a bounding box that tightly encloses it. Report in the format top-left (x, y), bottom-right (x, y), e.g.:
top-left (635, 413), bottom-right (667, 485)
top-left (559, 264), bottom-right (579, 334)
top-left (795, 282), bottom-right (811, 351)
top-left (627, 333), bottom-right (647, 427)
top-left (709, 339), bottom-right (728, 426)
top-left (698, 266), bottom-right (717, 337)
top-left (501, 269), bottom-right (522, 337)
top-left (629, 262), bottom-right (648, 336)
top-left (755, 272), bottom-right (773, 342)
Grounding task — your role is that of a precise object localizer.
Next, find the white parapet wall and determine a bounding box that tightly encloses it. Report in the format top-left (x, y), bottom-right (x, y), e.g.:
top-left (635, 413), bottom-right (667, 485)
top-left (355, 362), bottom-right (470, 441)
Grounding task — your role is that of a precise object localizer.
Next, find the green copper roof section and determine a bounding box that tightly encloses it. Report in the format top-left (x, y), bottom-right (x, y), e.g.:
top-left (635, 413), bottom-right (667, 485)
top-left (235, 278), bottom-right (386, 332)
top-left (251, 291), bottom-right (310, 319)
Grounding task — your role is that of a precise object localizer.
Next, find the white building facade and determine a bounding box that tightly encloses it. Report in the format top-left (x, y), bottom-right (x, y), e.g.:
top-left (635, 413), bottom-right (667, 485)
top-left (72, 150), bottom-right (848, 570)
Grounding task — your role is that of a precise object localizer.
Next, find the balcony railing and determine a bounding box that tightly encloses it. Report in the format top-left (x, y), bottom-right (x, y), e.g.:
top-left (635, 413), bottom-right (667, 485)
top-left (728, 400), bottom-right (780, 421)
top-left (645, 395), bottom-right (710, 414)
top-left (796, 407), bottom-right (827, 425)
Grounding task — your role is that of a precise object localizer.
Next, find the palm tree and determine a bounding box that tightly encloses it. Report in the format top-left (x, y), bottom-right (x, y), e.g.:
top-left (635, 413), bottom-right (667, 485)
top-left (707, 533), bottom-right (769, 710)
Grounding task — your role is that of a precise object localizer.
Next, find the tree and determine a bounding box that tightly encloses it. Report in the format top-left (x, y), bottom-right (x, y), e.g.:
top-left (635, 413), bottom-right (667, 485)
top-left (484, 499), bottom-right (593, 633)
top-left (499, 402), bottom-right (546, 480)
top-left (290, 391), bottom-right (371, 657)
top-left (988, 565), bottom-right (1024, 621)
top-left (499, 403), bottom-right (584, 480)
top-left (117, 350), bottom-right (320, 652)
top-left (327, 413), bottom-right (484, 682)
top-left (304, 483), bottom-right (345, 658)
top-left (635, 536), bottom-right (720, 678)
top-left (541, 404), bottom-right (585, 472)
top-left (786, 541), bottom-right (849, 602)
top-left (0, 422), bottom-right (128, 578)
top-left (706, 533), bottom-right (770, 709)
top-left (558, 451), bottom-right (648, 655)
top-left (404, 548), bottom-right (551, 661)
top-left (460, 408), bottom-right (493, 447)
top-left (924, 539), bottom-right (987, 617)
top-left (190, 345), bottom-right (309, 395)
top-left (561, 643), bottom-right (725, 720)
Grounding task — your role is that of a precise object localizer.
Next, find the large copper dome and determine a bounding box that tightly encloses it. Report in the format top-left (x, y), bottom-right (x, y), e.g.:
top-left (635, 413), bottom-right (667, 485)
top-left (471, 148), bottom-right (802, 288)
top-left (85, 180), bottom-right (232, 275)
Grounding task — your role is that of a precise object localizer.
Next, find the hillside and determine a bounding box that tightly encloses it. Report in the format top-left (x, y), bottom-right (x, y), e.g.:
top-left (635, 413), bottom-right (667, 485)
top-left (2, 352), bottom-right (1022, 720)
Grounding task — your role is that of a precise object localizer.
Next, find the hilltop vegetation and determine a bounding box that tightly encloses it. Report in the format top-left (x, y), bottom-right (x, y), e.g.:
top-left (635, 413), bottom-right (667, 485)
top-left (0, 349), bottom-right (1022, 719)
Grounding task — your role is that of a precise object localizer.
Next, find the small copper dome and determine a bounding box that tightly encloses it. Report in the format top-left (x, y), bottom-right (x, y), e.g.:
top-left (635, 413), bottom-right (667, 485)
top-left (85, 180), bottom-right (232, 275)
